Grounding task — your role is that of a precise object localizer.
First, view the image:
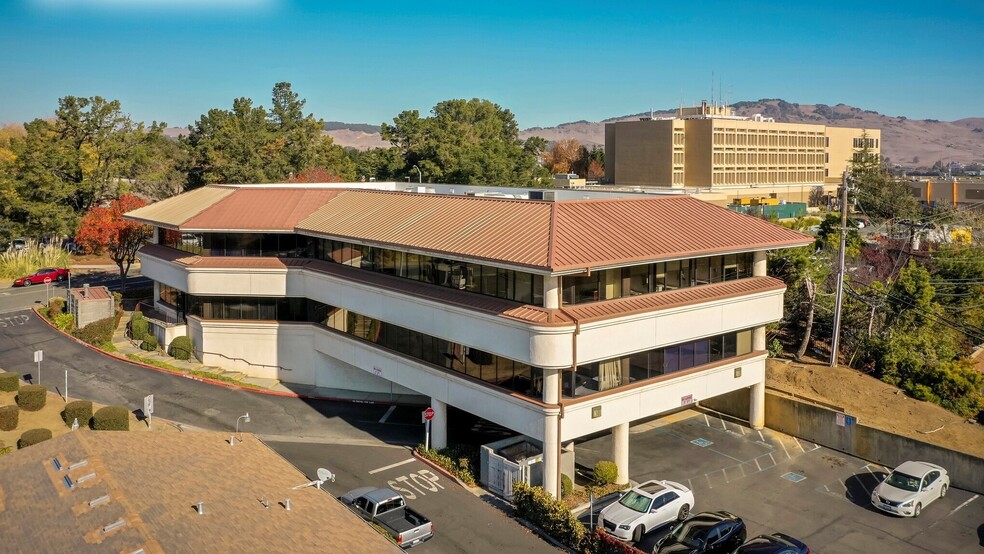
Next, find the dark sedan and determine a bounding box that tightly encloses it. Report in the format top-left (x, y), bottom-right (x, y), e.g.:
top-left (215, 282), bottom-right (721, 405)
top-left (13, 267), bottom-right (69, 287)
top-left (653, 511), bottom-right (746, 554)
top-left (733, 533), bottom-right (810, 554)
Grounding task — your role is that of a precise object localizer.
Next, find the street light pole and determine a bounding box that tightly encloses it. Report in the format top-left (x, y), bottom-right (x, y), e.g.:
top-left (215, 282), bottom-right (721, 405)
top-left (412, 165), bottom-right (422, 184)
top-left (830, 175), bottom-right (849, 367)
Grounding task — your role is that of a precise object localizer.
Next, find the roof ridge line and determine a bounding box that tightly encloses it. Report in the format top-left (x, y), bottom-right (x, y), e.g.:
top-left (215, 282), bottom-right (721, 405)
top-left (546, 201), bottom-right (559, 270)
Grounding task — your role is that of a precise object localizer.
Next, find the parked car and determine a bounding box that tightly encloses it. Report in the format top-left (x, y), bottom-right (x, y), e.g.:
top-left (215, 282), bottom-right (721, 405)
top-left (339, 486), bottom-right (433, 549)
top-left (13, 267), bottom-right (70, 287)
top-left (871, 460), bottom-right (949, 517)
top-left (10, 238), bottom-right (27, 251)
top-left (599, 479), bottom-right (694, 542)
top-left (653, 511), bottom-right (746, 554)
top-left (733, 532), bottom-right (810, 553)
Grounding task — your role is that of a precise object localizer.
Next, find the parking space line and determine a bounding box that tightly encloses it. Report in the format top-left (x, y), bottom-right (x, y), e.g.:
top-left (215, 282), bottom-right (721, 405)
top-left (778, 437), bottom-right (790, 459)
top-left (947, 495), bottom-right (978, 518)
top-left (704, 413), bottom-right (711, 427)
top-left (852, 474), bottom-right (873, 497)
top-left (705, 474), bottom-right (713, 489)
top-left (687, 478), bottom-right (694, 491)
top-left (757, 430), bottom-right (765, 443)
top-left (379, 405), bottom-right (397, 423)
top-left (792, 436), bottom-right (806, 452)
top-left (768, 453), bottom-right (777, 466)
top-left (368, 458), bottom-right (416, 475)
top-left (719, 418), bottom-right (728, 432)
top-left (754, 458), bottom-right (762, 471)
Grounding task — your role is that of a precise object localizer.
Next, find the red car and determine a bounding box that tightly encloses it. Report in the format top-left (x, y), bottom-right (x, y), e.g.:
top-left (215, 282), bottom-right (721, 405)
top-left (13, 267), bottom-right (70, 287)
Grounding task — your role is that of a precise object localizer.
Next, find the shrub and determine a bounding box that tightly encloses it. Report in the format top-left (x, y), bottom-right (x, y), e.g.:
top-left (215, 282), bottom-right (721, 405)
top-left (48, 296), bottom-right (65, 316)
top-left (560, 473), bottom-right (573, 498)
top-left (16, 384), bottom-right (47, 412)
top-left (414, 444), bottom-right (478, 486)
top-left (0, 372), bottom-right (20, 392)
top-left (131, 311), bottom-right (144, 321)
top-left (17, 428), bottom-right (53, 449)
top-left (583, 527), bottom-right (647, 554)
top-left (130, 317), bottom-right (149, 341)
top-left (0, 405), bottom-right (19, 431)
top-left (169, 336), bottom-right (194, 360)
top-left (512, 482), bottom-right (585, 549)
top-left (112, 291), bottom-right (123, 311)
top-left (140, 335), bottom-right (159, 351)
top-left (594, 460), bottom-right (619, 485)
top-left (62, 400), bottom-right (93, 427)
top-left (767, 337), bottom-right (784, 358)
top-left (74, 315), bottom-right (116, 345)
top-left (54, 312), bottom-right (74, 331)
top-left (92, 405), bottom-right (130, 431)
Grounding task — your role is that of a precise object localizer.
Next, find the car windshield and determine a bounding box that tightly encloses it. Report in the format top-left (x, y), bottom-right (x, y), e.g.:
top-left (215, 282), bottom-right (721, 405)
top-left (668, 519), bottom-right (710, 548)
top-left (618, 491), bottom-right (652, 513)
top-left (886, 471), bottom-right (920, 492)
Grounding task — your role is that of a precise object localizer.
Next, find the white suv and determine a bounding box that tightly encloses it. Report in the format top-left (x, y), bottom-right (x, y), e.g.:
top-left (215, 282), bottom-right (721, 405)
top-left (598, 479), bottom-right (694, 543)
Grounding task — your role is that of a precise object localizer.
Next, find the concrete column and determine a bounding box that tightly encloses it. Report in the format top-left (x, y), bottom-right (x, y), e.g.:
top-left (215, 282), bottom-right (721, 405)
top-left (543, 275), bottom-right (561, 309)
top-left (753, 326), bottom-right (766, 352)
top-left (753, 251), bottom-right (767, 277)
top-left (749, 380), bottom-right (765, 430)
top-left (542, 368), bottom-right (560, 405)
top-left (612, 422), bottom-right (630, 485)
top-left (543, 413), bottom-right (560, 498)
top-left (430, 398), bottom-right (447, 450)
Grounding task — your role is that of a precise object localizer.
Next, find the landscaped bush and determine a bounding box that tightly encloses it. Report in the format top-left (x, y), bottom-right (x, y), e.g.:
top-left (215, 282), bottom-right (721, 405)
top-left (0, 372), bottom-right (20, 392)
top-left (140, 335), bottom-right (159, 351)
top-left (561, 473), bottom-right (573, 498)
top-left (62, 400), bottom-right (93, 427)
top-left (73, 315), bottom-right (116, 345)
top-left (415, 444), bottom-right (478, 486)
top-left (17, 428), bottom-right (53, 449)
top-left (16, 384), bottom-right (47, 412)
top-left (92, 405), bottom-right (129, 431)
top-left (593, 460), bottom-right (619, 485)
top-left (130, 317), bottom-right (149, 341)
top-left (582, 527), bottom-right (647, 554)
top-left (169, 336), bottom-right (194, 360)
top-left (48, 296), bottom-right (65, 316)
top-left (512, 482), bottom-right (585, 550)
top-left (0, 405), bottom-right (19, 431)
top-left (54, 312), bottom-right (74, 331)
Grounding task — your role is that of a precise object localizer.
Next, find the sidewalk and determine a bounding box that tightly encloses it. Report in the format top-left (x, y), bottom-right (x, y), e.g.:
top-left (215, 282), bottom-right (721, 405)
top-left (110, 311), bottom-right (428, 406)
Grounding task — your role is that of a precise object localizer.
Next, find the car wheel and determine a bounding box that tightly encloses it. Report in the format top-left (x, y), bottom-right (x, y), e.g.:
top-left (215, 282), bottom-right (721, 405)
top-left (57, 274), bottom-right (65, 281)
top-left (940, 484), bottom-right (947, 498)
top-left (913, 503), bottom-right (921, 517)
top-left (632, 525), bottom-right (644, 543)
top-left (677, 504), bottom-right (690, 520)
top-left (23, 279), bottom-right (32, 287)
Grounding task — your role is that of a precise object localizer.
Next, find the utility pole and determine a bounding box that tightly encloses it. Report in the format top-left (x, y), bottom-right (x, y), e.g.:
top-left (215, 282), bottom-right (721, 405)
top-left (830, 175), bottom-right (849, 367)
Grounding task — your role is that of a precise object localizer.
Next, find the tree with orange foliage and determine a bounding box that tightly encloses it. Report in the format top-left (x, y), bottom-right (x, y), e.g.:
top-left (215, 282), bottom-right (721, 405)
top-left (75, 194), bottom-right (152, 293)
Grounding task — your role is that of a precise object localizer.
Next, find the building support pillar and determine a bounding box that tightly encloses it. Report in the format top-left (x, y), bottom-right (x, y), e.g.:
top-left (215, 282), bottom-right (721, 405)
top-left (542, 367), bottom-right (561, 498)
top-left (750, 325), bottom-right (766, 430)
top-left (612, 422), bottom-right (630, 485)
top-left (543, 276), bottom-right (561, 309)
top-left (430, 398), bottom-right (447, 450)
top-left (753, 250), bottom-right (767, 277)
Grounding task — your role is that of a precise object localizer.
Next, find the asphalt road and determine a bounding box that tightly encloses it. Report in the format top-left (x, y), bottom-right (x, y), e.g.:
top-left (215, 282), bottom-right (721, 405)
top-left (575, 411), bottom-right (984, 553)
top-left (0, 308), bottom-right (411, 444)
top-left (267, 441), bottom-right (560, 554)
top-left (0, 273), bottom-right (151, 314)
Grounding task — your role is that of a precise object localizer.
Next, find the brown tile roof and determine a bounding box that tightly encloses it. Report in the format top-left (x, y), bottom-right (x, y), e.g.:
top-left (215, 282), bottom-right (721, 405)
top-left (182, 187), bottom-right (343, 232)
top-left (0, 431), bottom-right (398, 553)
top-left (128, 186), bottom-right (812, 271)
top-left (139, 244), bottom-right (785, 327)
top-left (70, 286), bottom-right (112, 302)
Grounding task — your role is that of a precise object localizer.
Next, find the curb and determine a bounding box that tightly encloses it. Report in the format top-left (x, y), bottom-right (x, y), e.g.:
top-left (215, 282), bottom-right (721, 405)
top-left (31, 307), bottom-right (428, 408)
top-left (409, 450), bottom-right (473, 490)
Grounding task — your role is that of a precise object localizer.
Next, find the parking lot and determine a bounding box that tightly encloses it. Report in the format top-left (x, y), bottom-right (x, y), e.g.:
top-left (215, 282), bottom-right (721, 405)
top-left (575, 409), bottom-right (982, 553)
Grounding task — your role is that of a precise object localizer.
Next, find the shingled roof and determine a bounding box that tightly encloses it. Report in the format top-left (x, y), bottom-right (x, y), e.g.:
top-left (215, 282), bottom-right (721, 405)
top-left (126, 185), bottom-right (812, 272)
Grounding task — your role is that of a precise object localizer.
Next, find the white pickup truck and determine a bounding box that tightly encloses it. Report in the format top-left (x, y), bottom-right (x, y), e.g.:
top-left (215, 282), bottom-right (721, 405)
top-left (340, 487), bottom-right (434, 549)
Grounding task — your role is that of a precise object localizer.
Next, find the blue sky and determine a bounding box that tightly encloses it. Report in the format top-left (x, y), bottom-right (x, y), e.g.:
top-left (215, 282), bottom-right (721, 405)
top-left (2, 0), bottom-right (982, 129)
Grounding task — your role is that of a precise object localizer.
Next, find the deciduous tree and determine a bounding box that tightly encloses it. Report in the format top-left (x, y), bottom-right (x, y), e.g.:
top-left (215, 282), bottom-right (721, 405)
top-left (75, 194), bottom-right (152, 293)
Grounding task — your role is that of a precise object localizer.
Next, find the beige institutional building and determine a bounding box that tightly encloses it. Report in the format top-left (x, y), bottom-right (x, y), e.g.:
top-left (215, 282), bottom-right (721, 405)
top-left (604, 103), bottom-right (881, 203)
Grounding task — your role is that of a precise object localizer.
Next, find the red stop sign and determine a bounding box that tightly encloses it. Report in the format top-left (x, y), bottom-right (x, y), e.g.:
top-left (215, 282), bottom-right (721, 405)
top-left (43, 277), bottom-right (52, 284)
top-left (423, 407), bottom-right (435, 421)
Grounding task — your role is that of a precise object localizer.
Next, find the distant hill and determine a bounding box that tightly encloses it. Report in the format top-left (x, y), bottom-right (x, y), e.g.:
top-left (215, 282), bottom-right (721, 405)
top-left (322, 100), bottom-right (984, 165)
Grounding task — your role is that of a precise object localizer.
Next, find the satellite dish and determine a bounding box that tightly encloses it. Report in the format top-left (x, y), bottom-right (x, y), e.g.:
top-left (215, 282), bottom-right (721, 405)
top-left (317, 468), bottom-right (336, 483)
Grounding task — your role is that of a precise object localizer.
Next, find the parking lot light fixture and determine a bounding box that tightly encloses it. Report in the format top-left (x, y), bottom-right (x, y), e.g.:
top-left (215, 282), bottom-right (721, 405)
top-left (236, 412), bottom-right (250, 441)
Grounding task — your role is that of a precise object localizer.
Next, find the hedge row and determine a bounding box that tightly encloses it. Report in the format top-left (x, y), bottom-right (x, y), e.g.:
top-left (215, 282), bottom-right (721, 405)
top-left (16, 384), bottom-right (47, 411)
top-left (582, 527), bottom-right (647, 554)
top-left (74, 315), bottom-right (117, 346)
top-left (140, 335), bottom-right (159, 351)
top-left (415, 444), bottom-right (478, 486)
top-left (18, 428), bottom-right (52, 449)
top-left (0, 372), bottom-right (19, 392)
top-left (513, 481), bottom-right (585, 549)
top-left (92, 405), bottom-right (129, 431)
top-left (0, 405), bottom-right (19, 431)
top-left (62, 400), bottom-right (93, 427)
top-left (130, 316), bottom-right (149, 341)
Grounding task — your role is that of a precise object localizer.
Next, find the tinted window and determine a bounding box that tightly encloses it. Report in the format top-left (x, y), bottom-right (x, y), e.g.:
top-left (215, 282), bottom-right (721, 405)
top-left (652, 491), bottom-right (679, 509)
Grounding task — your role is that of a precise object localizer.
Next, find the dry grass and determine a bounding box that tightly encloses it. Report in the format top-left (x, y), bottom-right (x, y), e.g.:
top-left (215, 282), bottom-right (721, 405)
top-left (0, 388), bottom-right (175, 452)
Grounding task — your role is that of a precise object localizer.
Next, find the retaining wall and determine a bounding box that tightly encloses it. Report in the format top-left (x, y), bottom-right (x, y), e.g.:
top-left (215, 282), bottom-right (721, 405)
top-left (702, 389), bottom-right (984, 494)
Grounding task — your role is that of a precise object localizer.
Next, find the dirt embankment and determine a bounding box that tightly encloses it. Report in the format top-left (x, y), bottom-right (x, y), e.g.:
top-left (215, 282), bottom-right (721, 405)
top-left (766, 359), bottom-right (984, 459)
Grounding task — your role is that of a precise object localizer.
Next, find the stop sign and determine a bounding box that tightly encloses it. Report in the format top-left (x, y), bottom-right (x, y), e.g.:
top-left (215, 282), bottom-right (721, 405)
top-left (423, 407), bottom-right (435, 421)
top-left (43, 277), bottom-right (52, 284)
